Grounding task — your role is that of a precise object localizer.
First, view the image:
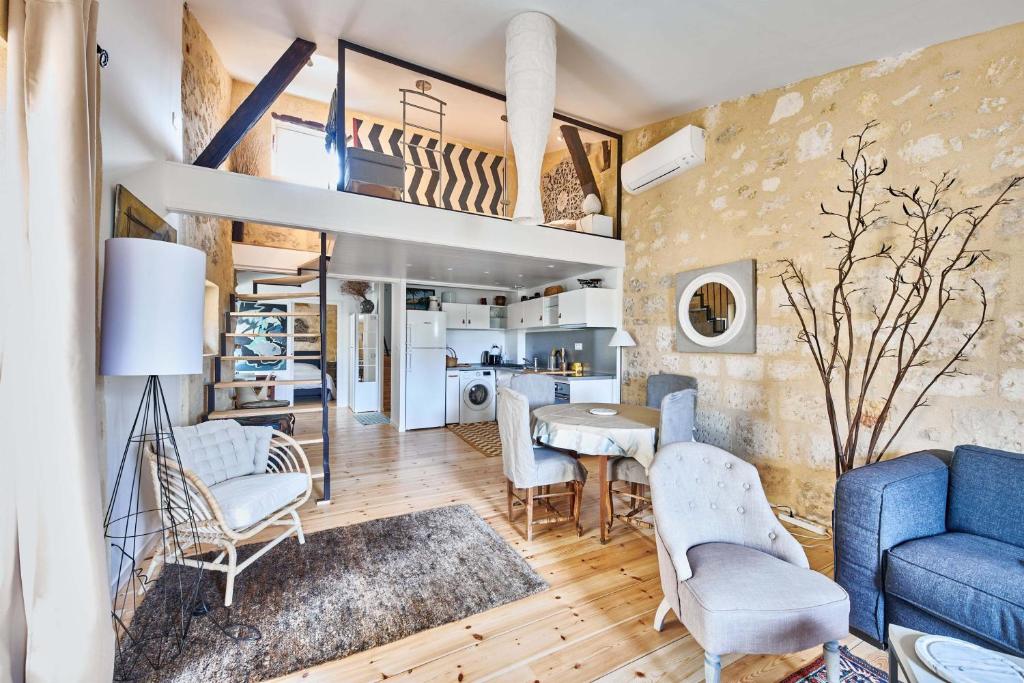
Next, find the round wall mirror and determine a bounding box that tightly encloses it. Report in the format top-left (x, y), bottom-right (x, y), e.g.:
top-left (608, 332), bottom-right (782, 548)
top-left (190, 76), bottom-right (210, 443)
top-left (677, 273), bottom-right (748, 348)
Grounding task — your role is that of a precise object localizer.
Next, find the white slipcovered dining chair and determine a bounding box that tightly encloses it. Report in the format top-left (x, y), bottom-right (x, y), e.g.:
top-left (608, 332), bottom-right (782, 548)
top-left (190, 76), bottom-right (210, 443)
top-left (144, 419), bottom-right (313, 606)
top-left (497, 387), bottom-right (586, 540)
top-left (650, 442), bottom-right (849, 683)
top-left (606, 388), bottom-right (698, 533)
top-left (509, 373), bottom-right (556, 411)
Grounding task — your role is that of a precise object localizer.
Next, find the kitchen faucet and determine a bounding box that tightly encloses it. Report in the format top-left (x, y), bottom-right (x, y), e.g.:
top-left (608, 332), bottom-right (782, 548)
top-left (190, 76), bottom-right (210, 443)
top-left (522, 357), bottom-right (539, 371)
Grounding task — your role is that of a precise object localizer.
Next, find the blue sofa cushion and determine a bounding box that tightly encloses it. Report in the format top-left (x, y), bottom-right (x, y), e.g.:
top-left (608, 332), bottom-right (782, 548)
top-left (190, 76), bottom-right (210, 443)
top-left (886, 532), bottom-right (1024, 655)
top-left (948, 445), bottom-right (1024, 549)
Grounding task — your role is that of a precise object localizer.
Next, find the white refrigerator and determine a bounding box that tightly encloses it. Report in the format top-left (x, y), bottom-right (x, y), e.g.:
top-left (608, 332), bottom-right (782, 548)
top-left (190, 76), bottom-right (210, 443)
top-left (404, 309), bottom-right (446, 429)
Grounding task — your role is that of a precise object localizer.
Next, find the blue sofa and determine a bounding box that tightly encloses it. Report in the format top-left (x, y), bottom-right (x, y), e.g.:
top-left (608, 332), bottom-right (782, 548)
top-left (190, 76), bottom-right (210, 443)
top-left (834, 444), bottom-right (1024, 657)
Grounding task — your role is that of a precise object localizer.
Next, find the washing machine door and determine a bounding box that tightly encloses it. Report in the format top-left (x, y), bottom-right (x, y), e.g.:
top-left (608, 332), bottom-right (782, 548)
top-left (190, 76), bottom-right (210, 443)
top-left (463, 380), bottom-right (493, 411)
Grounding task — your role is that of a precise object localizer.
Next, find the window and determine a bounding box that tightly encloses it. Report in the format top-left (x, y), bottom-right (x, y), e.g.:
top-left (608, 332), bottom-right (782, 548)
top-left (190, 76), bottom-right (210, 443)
top-left (271, 118), bottom-right (338, 189)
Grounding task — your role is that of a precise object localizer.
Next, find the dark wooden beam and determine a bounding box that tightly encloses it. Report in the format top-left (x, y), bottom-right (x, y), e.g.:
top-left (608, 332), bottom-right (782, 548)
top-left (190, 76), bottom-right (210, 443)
top-left (193, 38), bottom-right (316, 169)
top-left (560, 124), bottom-right (600, 203)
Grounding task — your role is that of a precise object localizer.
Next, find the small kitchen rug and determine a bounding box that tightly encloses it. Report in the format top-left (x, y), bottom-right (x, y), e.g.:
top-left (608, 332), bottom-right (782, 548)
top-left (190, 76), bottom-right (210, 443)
top-left (130, 504), bottom-right (547, 682)
top-left (778, 645), bottom-right (888, 682)
top-left (448, 421), bottom-right (502, 457)
top-left (354, 411), bottom-right (390, 425)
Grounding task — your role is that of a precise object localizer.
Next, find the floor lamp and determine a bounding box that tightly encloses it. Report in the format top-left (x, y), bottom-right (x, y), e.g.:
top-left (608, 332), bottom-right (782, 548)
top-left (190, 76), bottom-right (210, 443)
top-left (100, 237), bottom-right (207, 678)
top-left (608, 329), bottom-right (636, 401)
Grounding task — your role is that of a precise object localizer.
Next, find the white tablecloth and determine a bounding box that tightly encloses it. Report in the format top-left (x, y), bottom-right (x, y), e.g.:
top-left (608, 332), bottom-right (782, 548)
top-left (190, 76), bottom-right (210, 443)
top-left (532, 403), bottom-right (659, 469)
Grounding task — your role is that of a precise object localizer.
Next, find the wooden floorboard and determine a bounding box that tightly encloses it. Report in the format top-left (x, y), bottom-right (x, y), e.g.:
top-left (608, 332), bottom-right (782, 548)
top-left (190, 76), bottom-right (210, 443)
top-left (259, 404), bottom-right (880, 682)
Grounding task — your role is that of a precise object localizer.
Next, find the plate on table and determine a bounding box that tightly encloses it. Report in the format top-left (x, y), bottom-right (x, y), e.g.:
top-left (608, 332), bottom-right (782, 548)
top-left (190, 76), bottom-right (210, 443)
top-left (588, 408), bottom-right (618, 416)
top-left (915, 635), bottom-right (1024, 683)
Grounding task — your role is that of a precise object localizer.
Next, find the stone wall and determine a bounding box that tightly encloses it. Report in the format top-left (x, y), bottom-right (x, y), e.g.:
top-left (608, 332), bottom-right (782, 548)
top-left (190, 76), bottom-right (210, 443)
top-left (181, 7), bottom-right (235, 417)
top-left (621, 22), bottom-right (1024, 521)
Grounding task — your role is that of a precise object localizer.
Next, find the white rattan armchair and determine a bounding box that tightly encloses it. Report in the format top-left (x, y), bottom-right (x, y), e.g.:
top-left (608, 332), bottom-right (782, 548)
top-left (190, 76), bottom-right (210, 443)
top-left (144, 430), bottom-right (312, 606)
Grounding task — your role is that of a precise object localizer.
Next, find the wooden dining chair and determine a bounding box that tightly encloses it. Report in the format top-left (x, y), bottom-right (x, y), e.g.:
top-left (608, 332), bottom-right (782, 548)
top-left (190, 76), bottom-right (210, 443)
top-left (607, 388), bottom-right (698, 534)
top-left (497, 387), bottom-right (586, 540)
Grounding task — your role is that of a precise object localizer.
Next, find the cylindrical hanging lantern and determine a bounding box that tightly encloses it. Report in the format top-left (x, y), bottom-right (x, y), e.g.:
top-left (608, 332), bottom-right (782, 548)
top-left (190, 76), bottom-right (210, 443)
top-left (505, 12), bottom-right (557, 225)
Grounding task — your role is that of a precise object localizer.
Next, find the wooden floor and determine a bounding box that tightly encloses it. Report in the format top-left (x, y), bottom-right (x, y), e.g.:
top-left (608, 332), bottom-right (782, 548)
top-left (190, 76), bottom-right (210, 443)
top-left (264, 405), bottom-right (886, 682)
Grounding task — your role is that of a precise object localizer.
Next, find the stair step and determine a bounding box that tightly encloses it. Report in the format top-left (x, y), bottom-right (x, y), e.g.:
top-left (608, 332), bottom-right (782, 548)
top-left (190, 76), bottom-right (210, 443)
top-left (218, 354), bottom-right (321, 361)
top-left (235, 292), bottom-right (318, 302)
top-left (252, 274), bottom-right (318, 287)
top-left (213, 379), bottom-right (322, 389)
top-left (208, 405), bottom-right (324, 419)
top-left (229, 311), bottom-right (319, 318)
top-left (225, 332), bottom-right (320, 338)
top-left (298, 256), bottom-right (328, 272)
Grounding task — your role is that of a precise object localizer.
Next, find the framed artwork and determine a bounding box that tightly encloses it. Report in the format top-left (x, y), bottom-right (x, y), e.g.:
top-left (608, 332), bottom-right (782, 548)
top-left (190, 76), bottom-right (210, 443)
top-left (233, 302), bottom-right (287, 372)
top-left (405, 287), bottom-right (435, 310)
top-left (113, 184), bottom-right (177, 242)
top-left (675, 259), bottom-right (756, 354)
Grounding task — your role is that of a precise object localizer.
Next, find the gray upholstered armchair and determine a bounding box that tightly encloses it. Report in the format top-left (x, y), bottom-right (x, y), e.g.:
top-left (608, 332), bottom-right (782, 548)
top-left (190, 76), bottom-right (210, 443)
top-left (650, 442), bottom-right (849, 683)
top-left (509, 373), bottom-right (556, 411)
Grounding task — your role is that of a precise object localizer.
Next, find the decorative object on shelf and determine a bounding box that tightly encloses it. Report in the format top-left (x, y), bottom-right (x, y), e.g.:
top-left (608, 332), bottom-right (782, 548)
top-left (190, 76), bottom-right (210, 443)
top-left (505, 11), bottom-right (557, 225)
top-left (427, 296), bottom-right (440, 311)
top-left (675, 259), bottom-right (756, 354)
top-left (581, 193), bottom-right (602, 215)
top-left (406, 287), bottom-right (435, 310)
top-left (441, 291), bottom-right (456, 303)
top-left (531, 292), bottom-right (541, 299)
top-left (577, 278), bottom-right (603, 288)
top-left (520, 295), bottom-right (528, 302)
top-left (341, 279), bottom-right (375, 313)
top-left (479, 297), bottom-right (488, 305)
top-left (543, 285), bottom-right (564, 297)
top-left (494, 295), bottom-right (507, 306)
top-left (100, 237), bottom-right (207, 677)
top-left (777, 121), bottom-right (1023, 475)
top-left (446, 347), bottom-right (459, 368)
top-left (608, 329), bottom-right (636, 377)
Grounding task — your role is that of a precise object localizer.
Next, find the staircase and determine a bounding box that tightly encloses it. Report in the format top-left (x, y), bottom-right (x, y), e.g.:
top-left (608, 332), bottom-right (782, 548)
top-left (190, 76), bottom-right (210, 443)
top-left (206, 232), bottom-right (332, 505)
top-left (688, 284), bottom-right (733, 336)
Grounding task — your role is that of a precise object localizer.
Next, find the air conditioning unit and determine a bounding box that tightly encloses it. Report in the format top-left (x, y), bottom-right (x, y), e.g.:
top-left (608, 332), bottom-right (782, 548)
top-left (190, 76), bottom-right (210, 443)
top-left (622, 125), bottom-right (705, 194)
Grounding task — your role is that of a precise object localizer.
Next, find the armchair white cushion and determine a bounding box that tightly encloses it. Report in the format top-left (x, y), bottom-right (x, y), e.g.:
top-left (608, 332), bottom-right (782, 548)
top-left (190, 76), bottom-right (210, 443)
top-left (172, 420), bottom-right (271, 485)
top-left (650, 442), bottom-right (848, 683)
top-left (209, 472), bottom-right (310, 530)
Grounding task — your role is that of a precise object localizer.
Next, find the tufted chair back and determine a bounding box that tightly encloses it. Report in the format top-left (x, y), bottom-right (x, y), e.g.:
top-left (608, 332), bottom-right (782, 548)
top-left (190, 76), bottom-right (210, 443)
top-left (509, 373), bottom-right (556, 411)
top-left (649, 442), bottom-right (806, 583)
top-left (172, 420), bottom-right (272, 486)
top-left (647, 373), bottom-right (697, 409)
top-left (496, 387), bottom-right (538, 489)
top-left (659, 389), bottom-right (697, 447)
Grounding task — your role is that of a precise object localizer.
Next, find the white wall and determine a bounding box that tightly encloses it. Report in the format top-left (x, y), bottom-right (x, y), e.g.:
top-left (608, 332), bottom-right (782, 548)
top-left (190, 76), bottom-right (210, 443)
top-left (96, 0), bottom-right (184, 587)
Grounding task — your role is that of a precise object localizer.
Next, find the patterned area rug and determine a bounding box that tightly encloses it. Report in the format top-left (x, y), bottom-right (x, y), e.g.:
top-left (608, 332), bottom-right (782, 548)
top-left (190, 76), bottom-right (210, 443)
top-left (353, 411), bottom-right (390, 425)
top-left (447, 421), bottom-right (502, 457)
top-left (131, 505), bottom-right (546, 681)
top-left (779, 645), bottom-right (888, 682)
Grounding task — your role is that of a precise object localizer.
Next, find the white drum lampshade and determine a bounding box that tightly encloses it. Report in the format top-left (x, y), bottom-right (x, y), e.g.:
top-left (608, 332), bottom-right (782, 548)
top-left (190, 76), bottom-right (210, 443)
top-left (100, 238), bottom-right (206, 376)
top-left (505, 11), bottom-right (557, 225)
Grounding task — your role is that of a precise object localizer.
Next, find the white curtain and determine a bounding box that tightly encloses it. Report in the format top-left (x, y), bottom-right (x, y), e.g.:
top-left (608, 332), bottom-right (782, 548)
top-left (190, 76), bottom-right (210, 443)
top-left (1, 0), bottom-right (113, 680)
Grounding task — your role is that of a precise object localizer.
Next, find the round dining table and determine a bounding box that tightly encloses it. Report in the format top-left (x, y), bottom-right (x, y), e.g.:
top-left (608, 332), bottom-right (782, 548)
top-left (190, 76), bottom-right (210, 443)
top-left (532, 402), bottom-right (659, 543)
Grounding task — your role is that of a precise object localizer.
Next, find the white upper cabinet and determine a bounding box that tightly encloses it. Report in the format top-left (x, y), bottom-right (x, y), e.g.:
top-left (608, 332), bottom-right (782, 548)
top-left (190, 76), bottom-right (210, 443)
top-left (524, 298), bottom-right (545, 328)
top-left (554, 288), bottom-right (617, 328)
top-left (442, 302), bottom-right (492, 330)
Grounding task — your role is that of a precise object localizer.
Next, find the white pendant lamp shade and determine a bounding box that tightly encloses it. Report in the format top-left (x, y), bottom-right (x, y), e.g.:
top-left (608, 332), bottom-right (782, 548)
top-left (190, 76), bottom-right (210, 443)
top-left (609, 329), bottom-right (636, 348)
top-left (505, 11), bottom-right (557, 225)
top-left (100, 238), bottom-right (206, 376)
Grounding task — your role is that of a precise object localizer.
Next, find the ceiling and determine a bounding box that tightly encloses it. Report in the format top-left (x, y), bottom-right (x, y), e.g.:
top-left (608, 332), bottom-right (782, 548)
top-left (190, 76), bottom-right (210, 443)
top-left (326, 232), bottom-right (604, 289)
top-left (188, 0), bottom-right (1024, 132)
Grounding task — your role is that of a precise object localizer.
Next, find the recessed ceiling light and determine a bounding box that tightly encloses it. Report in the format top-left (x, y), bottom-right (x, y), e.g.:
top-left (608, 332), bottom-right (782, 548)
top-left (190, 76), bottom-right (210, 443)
top-left (517, 274), bottom-right (524, 277)
top-left (446, 267), bottom-right (453, 271)
top-left (406, 263), bottom-right (412, 267)
top-left (483, 271), bottom-right (490, 274)
top-left (547, 265), bottom-right (555, 268)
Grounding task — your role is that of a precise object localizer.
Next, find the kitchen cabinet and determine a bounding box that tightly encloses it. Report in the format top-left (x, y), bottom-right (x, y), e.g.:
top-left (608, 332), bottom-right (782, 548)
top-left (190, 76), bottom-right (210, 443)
top-left (556, 378), bottom-right (616, 404)
top-left (524, 298), bottom-right (545, 328)
top-left (442, 302), bottom-right (490, 329)
top-left (553, 288), bottom-right (617, 328)
top-left (445, 370), bottom-right (461, 424)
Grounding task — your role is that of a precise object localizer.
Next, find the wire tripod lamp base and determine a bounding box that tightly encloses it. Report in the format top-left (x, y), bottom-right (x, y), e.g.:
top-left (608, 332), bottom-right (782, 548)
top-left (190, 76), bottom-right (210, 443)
top-left (103, 375), bottom-right (205, 679)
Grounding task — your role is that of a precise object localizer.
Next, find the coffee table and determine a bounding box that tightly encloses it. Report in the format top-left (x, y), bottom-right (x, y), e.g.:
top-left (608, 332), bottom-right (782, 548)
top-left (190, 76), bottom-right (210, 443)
top-left (888, 624), bottom-right (1024, 683)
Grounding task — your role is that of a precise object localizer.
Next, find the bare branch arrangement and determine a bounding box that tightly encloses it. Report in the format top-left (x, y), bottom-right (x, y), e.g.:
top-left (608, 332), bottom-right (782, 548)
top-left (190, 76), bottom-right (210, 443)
top-left (778, 120), bottom-right (1022, 476)
top-left (340, 280), bottom-right (371, 301)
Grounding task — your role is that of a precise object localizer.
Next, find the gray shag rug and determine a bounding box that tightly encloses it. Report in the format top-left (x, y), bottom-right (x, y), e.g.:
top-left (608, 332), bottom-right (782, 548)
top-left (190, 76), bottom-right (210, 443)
top-left (134, 504), bottom-right (547, 682)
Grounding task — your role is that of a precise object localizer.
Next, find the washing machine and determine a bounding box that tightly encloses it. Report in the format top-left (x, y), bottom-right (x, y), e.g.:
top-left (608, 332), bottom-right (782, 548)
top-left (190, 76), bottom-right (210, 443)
top-left (460, 369), bottom-right (496, 423)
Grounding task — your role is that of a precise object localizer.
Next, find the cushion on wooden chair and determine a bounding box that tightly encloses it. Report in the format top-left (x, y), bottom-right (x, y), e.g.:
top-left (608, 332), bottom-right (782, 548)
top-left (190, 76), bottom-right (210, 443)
top-left (208, 472), bottom-right (309, 530)
top-left (607, 456), bottom-right (648, 485)
top-left (172, 420), bottom-right (272, 486)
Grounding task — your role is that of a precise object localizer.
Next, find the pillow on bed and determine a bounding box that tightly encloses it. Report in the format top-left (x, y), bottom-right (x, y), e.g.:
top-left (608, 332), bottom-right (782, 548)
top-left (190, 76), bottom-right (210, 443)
top-left (293, 362), bottom-right (321, 380)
